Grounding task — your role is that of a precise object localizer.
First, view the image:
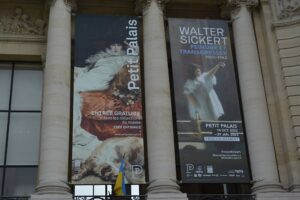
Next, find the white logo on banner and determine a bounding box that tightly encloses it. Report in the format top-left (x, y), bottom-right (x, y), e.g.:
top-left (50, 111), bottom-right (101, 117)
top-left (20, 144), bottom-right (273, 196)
top-left (186, 164), bottom-right (195, 173)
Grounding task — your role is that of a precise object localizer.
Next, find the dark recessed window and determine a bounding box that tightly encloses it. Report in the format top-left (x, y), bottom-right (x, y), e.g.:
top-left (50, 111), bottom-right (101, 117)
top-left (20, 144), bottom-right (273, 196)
top-left (0, 61), bottom-right (43, 197)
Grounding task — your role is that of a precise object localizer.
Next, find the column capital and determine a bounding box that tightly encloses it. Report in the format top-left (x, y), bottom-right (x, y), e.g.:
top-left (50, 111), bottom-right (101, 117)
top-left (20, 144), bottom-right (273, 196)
top-left (225, 0), bottom-right (259, 19)
top-left (47, 0), bottom-right (77, 12)
top-left (135, 0), bottom-right (169, 15)
top-left (64, 0), bottom-right (77, 11)
top-left (227, 0), bottom-right (259, 8)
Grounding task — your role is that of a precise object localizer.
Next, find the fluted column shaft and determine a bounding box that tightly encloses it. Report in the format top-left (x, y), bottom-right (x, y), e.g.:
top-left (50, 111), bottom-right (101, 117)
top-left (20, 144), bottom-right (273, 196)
top-left (142, 0), bottom-right (181, 194)
top-left (230, 0), bottom-right (283, 193)
top-left (34, 0), bottom-right (71, 196)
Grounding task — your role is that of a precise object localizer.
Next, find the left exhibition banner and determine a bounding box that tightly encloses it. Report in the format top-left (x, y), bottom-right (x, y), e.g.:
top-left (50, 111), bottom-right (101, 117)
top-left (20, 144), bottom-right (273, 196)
top-left (71, 15), bottom-right (145, 185)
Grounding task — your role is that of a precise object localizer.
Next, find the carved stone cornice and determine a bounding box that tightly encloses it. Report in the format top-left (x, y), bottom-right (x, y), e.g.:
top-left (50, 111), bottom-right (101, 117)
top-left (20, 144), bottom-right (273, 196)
top-left (227, 0), bottom-right (259, 8)
top-left (135, 0), bottom-right (169, 14)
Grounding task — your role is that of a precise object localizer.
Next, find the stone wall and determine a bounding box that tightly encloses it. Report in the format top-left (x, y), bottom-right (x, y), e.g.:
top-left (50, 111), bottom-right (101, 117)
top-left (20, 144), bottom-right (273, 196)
top-left (272, 0), bottom-right (300, 157)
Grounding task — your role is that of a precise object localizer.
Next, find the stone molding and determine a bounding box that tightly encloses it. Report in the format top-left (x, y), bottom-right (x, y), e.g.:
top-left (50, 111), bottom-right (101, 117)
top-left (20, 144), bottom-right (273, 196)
top-left (275, 0), bottom-right (300, 20)
top-left (272, 16), bottom-right (300, 27)
top-left (0, 34), bottom-right (46, 43)
top-left (0, 7), bottom-right (46, 36)
top-left (135, 0), bottom-right (169, 14)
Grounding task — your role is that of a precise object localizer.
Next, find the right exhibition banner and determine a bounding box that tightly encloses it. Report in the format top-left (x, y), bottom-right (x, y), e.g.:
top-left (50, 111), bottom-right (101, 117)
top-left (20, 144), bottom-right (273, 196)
top-left (168, 18), bottom-right (250, 183)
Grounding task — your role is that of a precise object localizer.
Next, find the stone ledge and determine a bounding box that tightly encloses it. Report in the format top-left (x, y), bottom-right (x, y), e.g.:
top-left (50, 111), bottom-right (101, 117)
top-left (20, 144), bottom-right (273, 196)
top-left (0, 34), bottom-right (46, 43)
top-left (147, 193), bottom-right (188, 200)
top-left (30, 194), bottom-right (73, 200)
top-left (256, 192), bottom-right (300, 200)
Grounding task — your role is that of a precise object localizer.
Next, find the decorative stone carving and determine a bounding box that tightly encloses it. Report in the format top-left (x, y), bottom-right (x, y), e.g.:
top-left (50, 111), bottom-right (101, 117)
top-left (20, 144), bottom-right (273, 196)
top-left (276, 0), bottom-right (300, 19)
top-left (0, 7), bottom-right (46, 35)
top-left (135, 0), bottom-right (169, 14)
top-left (227, 0), bottom-right (259, 8)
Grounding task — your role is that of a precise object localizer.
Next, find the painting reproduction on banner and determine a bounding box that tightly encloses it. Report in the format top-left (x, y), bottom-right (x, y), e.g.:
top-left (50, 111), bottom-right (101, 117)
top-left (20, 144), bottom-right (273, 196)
top-left (168, 18), bottom-right (250, 183)
top-left (71, 15), bottom-right (145, 184)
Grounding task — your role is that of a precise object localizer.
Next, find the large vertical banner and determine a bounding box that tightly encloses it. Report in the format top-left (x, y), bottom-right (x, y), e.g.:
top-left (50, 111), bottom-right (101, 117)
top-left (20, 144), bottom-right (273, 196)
top-left (72, 15), bottom-right (145, 184)
top-left (169, 18), bottom-right (250, 183)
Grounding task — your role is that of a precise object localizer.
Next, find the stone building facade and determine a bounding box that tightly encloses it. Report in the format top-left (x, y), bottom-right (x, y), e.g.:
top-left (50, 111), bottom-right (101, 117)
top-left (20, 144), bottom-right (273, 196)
top-left (0, 0), bottom-right (300, 200)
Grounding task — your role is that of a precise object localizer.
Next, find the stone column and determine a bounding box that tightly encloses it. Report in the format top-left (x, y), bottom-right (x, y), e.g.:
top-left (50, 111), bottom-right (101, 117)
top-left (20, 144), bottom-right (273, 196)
top-left (228, 0), bottom-right (283, 193)
top-left (31, 0), bottom-right (73, 199)
top-left (140, 0), bottom-right (187, 199)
